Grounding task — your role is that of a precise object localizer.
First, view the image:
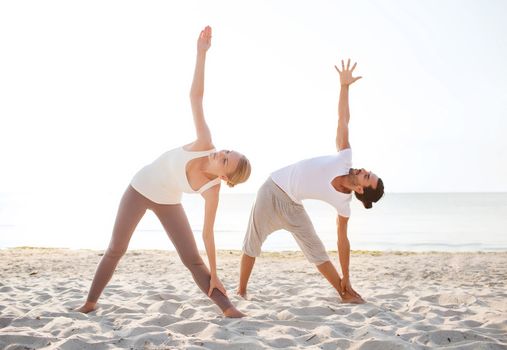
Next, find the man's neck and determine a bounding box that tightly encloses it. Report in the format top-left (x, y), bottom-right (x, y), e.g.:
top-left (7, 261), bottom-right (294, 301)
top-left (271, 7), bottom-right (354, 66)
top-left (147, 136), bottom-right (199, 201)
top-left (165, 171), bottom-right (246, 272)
top-left (331, 175), bottom-right (354, 194)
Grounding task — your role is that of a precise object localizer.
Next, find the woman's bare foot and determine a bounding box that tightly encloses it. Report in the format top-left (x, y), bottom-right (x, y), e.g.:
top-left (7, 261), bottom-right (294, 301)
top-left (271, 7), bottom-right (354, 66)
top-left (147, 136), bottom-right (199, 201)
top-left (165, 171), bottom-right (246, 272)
top-left (76, 301), bottom-right (97, 313)
top-left (223, 306), bottom-right (246, 318)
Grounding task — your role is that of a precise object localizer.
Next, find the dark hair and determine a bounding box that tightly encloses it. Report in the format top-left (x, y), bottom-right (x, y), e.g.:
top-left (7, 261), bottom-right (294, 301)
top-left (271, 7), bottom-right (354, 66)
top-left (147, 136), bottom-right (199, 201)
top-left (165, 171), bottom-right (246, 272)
top-left (354, 178), bottom-right (384, 209)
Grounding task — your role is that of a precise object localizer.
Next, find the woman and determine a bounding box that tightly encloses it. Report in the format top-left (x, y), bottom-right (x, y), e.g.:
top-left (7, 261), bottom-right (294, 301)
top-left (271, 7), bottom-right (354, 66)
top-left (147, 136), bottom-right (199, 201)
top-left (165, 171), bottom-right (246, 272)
top-left (77, 26), bottom-right (251, 318)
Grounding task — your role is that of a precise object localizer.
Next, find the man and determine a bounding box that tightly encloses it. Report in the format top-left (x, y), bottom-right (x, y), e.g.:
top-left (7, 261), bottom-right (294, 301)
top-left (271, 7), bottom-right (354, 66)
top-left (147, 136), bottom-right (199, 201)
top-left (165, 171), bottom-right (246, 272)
top-left (237, 59), bottom-right (384, 303)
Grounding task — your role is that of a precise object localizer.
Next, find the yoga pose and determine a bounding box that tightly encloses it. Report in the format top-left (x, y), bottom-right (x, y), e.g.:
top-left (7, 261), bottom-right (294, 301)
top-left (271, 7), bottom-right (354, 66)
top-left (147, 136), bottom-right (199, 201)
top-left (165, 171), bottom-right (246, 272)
top-left (77, 26), bottom-right (251, 317)
top-left (237, 59), bottom-right (383, 304)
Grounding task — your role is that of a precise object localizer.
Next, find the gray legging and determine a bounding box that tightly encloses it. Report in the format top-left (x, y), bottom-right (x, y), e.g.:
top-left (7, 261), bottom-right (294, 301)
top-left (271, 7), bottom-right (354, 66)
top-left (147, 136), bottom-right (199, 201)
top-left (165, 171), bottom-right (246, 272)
top-left (85, 185), bottom-right (233, 312)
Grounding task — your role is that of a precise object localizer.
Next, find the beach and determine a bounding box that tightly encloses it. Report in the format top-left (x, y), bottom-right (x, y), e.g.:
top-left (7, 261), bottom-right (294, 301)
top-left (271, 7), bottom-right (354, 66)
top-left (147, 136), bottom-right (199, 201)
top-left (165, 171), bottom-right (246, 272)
top-left (0, 248), bottom-right (506, 349)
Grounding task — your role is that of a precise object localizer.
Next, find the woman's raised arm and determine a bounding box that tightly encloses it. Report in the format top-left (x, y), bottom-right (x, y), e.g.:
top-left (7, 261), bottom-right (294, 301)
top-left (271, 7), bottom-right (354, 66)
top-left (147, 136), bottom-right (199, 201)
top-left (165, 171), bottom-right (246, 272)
top-left (188, 26), bottom-right (213, 151)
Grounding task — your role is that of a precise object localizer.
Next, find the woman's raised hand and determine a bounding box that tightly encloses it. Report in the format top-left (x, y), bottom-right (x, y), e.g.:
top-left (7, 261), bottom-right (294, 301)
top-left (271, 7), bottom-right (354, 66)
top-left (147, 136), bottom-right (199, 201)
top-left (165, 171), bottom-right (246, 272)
top-left (197, 26), bottom-right (212, 53)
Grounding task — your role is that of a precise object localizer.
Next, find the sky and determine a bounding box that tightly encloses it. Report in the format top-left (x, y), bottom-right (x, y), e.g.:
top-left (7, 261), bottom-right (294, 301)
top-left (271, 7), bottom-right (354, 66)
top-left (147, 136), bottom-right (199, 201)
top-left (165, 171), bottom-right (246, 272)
top-left (1, 0), bottom-right (507, 197)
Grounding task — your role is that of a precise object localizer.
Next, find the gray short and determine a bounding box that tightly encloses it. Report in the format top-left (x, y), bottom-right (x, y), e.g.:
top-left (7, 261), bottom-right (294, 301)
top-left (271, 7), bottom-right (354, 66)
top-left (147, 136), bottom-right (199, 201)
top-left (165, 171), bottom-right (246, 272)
top-left (242, 178), bottom-right (330, 264)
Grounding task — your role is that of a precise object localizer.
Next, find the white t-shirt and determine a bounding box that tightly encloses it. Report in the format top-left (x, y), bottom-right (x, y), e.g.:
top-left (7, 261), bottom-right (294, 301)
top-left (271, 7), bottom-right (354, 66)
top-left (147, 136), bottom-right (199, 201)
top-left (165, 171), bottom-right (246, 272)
top-left (270, 148), bottom-right (353, 217)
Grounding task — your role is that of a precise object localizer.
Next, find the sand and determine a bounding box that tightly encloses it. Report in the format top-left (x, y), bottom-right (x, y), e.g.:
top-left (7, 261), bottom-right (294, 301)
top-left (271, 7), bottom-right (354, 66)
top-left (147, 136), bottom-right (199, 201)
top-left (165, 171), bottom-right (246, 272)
top-left (0, 248), bottom-right (506, 349)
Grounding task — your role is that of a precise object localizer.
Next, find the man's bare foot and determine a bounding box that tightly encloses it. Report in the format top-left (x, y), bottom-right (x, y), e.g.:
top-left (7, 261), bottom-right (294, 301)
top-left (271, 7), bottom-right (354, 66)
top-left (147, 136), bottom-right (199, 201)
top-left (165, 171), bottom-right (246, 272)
top-left (236, 288), bottom-right (247, 299)
top-left (341, 294), bottom-right (365, 304)
top-left (223, 306), bottom-right (246, 318)
top-left (76, 301), bottom-right (97, 313)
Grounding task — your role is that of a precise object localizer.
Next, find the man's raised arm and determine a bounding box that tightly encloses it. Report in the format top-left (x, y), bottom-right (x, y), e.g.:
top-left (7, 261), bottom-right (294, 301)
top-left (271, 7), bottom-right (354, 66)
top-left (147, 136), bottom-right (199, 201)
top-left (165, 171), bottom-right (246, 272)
top-left (334, 59), bottom-right (361, 152)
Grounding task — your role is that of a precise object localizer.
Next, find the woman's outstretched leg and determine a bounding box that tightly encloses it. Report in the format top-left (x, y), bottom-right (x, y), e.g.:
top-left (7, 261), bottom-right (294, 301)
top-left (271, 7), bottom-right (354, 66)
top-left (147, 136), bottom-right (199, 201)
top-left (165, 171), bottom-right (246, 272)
top-left (154, 204), bottom-right (244, 317)
top-left (77, 186), bottom-right (148, 313)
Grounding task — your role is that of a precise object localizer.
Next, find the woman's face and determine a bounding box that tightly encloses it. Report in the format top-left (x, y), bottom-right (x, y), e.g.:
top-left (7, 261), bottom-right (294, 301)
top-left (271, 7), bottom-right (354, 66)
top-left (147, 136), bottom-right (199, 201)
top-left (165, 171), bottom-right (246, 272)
top-left (208, 149), bottom-right (242, 177)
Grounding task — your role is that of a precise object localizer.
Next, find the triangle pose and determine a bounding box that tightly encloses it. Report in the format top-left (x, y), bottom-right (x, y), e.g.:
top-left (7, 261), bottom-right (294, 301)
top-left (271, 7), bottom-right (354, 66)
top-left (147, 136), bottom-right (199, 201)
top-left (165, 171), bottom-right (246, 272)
top-left (237, 59), bottom-right (384, 304)
top-left (77, 27), bottom-right (383, 317)
top-left (77, 26), bottom-right (251, 318)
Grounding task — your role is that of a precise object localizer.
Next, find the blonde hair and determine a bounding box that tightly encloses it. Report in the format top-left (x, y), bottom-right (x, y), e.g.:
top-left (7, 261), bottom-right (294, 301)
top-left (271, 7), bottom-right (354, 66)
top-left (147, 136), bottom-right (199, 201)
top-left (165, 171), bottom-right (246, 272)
top-left (226, 155), bottom-right (251, 188)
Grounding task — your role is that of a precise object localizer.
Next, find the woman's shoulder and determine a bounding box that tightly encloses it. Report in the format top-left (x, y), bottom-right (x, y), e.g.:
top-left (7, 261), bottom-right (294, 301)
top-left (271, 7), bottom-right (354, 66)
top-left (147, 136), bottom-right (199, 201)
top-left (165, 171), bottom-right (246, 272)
top-left (183, 140), bottom-right (215, 152)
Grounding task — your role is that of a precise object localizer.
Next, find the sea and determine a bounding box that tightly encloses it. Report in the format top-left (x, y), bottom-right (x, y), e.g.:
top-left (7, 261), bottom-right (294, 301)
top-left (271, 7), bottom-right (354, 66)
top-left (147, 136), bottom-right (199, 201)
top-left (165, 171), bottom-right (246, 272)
top-left (1, 192), bottom-right (506, 252)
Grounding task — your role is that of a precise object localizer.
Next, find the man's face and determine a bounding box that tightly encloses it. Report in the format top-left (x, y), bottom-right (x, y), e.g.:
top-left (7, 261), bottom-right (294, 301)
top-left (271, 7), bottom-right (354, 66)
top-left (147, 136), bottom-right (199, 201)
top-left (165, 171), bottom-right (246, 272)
top-left (350, 168), bottom-right (379, 189)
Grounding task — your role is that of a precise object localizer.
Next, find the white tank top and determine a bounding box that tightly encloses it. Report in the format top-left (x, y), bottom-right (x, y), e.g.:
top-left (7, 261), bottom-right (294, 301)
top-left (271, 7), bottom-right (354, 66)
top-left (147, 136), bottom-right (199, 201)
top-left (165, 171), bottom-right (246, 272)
top-left (130, 147), bottom-right (221, 204)
top-left (270, 148), bottom-right (353, 217)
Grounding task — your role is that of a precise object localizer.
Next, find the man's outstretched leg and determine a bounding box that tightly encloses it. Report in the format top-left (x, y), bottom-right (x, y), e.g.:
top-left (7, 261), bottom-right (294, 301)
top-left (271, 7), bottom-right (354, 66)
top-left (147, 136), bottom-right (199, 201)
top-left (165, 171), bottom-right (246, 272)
top-left (237, 253), bottom-right (256, 298)
top-left (238, 178), bottom-right (288, 298)
top-left (316, 261), bottom-right (364, 304)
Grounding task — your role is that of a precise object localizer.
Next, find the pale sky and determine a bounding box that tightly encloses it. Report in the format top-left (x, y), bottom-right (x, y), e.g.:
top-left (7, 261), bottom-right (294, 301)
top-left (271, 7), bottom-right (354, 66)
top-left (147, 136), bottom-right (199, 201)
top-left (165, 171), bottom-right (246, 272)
top-left (1, 0), bottom-right (506, 197)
